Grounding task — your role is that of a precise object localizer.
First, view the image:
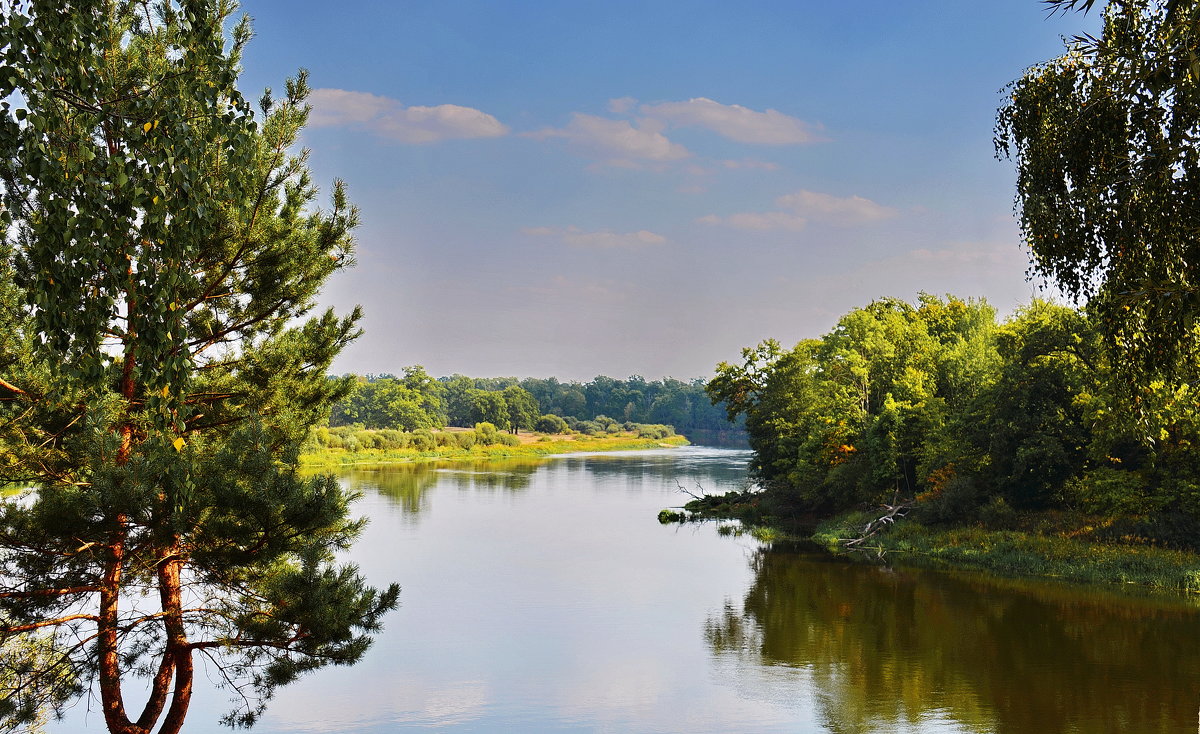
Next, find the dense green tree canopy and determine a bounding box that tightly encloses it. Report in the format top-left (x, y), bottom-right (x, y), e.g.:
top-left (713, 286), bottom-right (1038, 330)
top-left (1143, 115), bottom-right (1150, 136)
top-left (331, 369), bottom-right (446, 430)
top-left (709, 295), bottom-right (1200, 540)
top-left (0, 2), bottom-right (397, 732)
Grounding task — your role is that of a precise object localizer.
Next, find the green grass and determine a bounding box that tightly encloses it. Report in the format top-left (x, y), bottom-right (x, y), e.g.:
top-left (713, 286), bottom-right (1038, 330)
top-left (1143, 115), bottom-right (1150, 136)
top-left (299, 434), bottom-right (689, 467)
top-left (813, 511), bottom-right (1200, 593)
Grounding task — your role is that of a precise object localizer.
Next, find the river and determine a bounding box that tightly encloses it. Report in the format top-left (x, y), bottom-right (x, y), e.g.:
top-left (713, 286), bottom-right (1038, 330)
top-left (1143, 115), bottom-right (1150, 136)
top-left (56, 447), bottom-right (1200, 733)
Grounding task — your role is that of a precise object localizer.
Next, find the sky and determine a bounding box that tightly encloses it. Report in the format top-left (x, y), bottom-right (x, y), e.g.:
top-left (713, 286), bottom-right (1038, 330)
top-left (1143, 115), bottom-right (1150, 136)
top-left (234, 1), bottom-right (1100, 382)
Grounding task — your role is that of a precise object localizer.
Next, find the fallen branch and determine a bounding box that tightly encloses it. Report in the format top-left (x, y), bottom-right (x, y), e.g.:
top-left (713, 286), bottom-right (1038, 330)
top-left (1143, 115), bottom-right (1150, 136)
top-left (675, 480), bottom-right (705, 501)
top-left (844, 493), bottom-right (912, 549)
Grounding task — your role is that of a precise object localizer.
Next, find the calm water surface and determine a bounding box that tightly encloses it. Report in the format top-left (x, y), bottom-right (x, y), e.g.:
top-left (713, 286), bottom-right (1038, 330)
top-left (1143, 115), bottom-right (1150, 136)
top-left (60, 447), bottom-right (1200, 732)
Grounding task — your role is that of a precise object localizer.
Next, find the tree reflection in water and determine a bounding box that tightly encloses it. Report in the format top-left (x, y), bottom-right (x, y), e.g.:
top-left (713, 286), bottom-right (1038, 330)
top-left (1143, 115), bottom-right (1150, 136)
top-left (706, 544), bottom-right (1200, 734)
top-left (326, 458), bottom-right (545, 519)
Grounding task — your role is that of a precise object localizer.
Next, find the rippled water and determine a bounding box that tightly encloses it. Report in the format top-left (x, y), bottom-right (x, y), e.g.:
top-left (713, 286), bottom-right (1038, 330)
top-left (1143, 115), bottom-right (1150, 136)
top-left (55, 447), bottom-right (1200, 733)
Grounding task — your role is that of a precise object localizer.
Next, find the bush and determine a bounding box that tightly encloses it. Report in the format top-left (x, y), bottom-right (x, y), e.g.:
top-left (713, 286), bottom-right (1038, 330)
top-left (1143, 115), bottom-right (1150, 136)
top-left (576, 420), bottom-right (602, 436)
top-left (636, 424), bottom-right (673, 439)
top-left (324, 433), bottom-right (346, 449)
top-left (377, 429), bottom-right (407, 449)
top-left (912, 475), bottom-right (985, 526)
top-left (455, 431), bottom-right (477, 449)
top-left (535, 414), bottom-right (568, 434)
top-left (353, 430), bottom-right (381, 450)
top-left (475, 422), bottom-right (500, 445)
top-left (497, 433), bottom-right (521, 447)
top-left (1063, 468), bottom-right (1155, 516)
top-left (410, 429), bottom-right (436, 451)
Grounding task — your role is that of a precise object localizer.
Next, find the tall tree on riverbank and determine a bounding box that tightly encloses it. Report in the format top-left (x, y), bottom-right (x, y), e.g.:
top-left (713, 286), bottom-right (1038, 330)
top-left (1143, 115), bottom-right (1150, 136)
top-left (0, 2), bottom-right (398, 732)
top-left (996, 0), bottom-right (1200, 383)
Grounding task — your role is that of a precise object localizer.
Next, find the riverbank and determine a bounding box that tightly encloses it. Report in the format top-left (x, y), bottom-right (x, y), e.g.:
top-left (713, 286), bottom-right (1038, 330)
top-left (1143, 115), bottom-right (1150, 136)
top-left (811, 511), bottom-right (1200, 593)
top-left (661, 494), bottom-right (1200, 594)
top-left (300, 433), bottom-right (690, 467)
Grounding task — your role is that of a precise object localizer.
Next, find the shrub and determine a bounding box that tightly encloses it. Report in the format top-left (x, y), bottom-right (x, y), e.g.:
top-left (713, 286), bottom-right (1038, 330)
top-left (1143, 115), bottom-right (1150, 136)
top-left (575, 420), bottom-right (602, 436)
top-left (535, 414), bottom-right (568, 434)
top-left (1063, 468), bottom-right (1155, 516)
top-left (377, 429), bottom-right (407, 449)
top-left (497, 433), bottom-right (521, 447)
top-left (475, 422), bottom-right (500, 445)
top-left (456, 431), bottom-right (478, 449)
top-left (410, 429), bottom-right (436, 451)
top-left (912, 475), bottom-right (985, 526)
top-left (353, 430), bottom-right (381, 450)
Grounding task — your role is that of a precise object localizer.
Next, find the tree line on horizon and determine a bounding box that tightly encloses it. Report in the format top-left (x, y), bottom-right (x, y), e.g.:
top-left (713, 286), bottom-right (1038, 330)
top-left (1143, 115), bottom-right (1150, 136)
top-left (326, 369), bottom-right (741, 440)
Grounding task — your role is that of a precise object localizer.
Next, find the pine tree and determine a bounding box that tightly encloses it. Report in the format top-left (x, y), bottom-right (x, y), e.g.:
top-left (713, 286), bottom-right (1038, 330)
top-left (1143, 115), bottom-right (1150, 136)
top-left (0, 2), bottom-right (399, 732)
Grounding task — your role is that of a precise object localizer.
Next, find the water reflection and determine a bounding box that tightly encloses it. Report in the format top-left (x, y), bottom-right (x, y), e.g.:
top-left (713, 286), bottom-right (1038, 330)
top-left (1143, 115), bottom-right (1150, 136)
top-left (332, 458), bottom-right (545, 518)
top-left (558, 448), bottom-right (753, 491)
top-left (707, 544), bottom-right (1200, 733)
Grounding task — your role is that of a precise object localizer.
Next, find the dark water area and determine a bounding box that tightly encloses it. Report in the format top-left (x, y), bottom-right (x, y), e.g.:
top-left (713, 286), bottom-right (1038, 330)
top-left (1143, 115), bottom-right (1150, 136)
top-left (685, 428), bottom-right (750, 449)
top-left (53, 448), bottom-right (1200, 733)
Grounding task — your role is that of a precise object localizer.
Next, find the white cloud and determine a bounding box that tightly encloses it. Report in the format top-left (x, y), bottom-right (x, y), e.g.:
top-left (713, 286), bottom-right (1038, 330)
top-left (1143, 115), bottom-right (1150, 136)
top-left (526, 113), bottom-right (690, 166)
top-left (608, 96), bottom-right (638, 114)
top-left (640, 97), bottom-right (824, 144)
top-left (698, 190), bottom-right (895, 233)
top-left (775, 189), bottom-right (897, 226)
top-left (309, 88), bottom-right (508, 143)
top-left (522, 225), bottom-right (668, 248)
top-left (720, 158), bottom-right (781, 170)
top-left (697, 212), bottom-right (808, 232)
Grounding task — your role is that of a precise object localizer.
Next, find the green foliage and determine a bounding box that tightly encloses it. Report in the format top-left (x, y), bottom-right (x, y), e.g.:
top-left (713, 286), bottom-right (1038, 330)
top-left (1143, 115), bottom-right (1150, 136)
top-left (469, 391), bottom-right (510, 431)
top-left (0, 3), bottom-right (397, 731)
top-left (333, 369), bottom-right (733, 442)
top-left (519, 374), bottom-right (737, 437)
top-left (330, 368), bottom-right (446, 430)
top-left (535, 413), bottom-right (568, 434)
top-left (575, 420), bottom-right (603, 436)
top-left (636, 424), bottom-right (675, 439)
top-left (711, 294), bottom-right (1200, 547)
top-left (299, 427), bottom-right (690, 466)
top-left (455, 430), bottom-right (478, 450)
top-left (501, 385), bottom-right (538, 433)
top-left (996, 0), bottom-right (1200, 383)
top-left (0, 632), bottom-right (80, 734)
top-left (474, 422), bottom-right (501, 445)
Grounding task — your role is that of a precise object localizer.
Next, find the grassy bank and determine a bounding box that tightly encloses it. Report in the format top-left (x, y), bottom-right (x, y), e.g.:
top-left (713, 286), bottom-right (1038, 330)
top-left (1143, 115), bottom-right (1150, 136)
top-left (660, 493), bottom-right (1200, 593)
top-left (300, 433), bottom-right (689, 467)
top-left (811, 511), bottom-right (1200, 594)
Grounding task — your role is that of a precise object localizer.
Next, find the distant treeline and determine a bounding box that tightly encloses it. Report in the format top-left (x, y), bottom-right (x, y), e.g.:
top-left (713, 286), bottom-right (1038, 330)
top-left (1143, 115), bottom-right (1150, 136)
top-left (710, 295), bottom-right (1200, 549)
top-left (328, 369), bottom-right (740, 439)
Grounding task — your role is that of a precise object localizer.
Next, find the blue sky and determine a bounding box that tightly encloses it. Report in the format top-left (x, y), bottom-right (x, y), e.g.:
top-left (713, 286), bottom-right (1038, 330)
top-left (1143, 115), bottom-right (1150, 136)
top-left (236, 1), bottom-right (1098, 381)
